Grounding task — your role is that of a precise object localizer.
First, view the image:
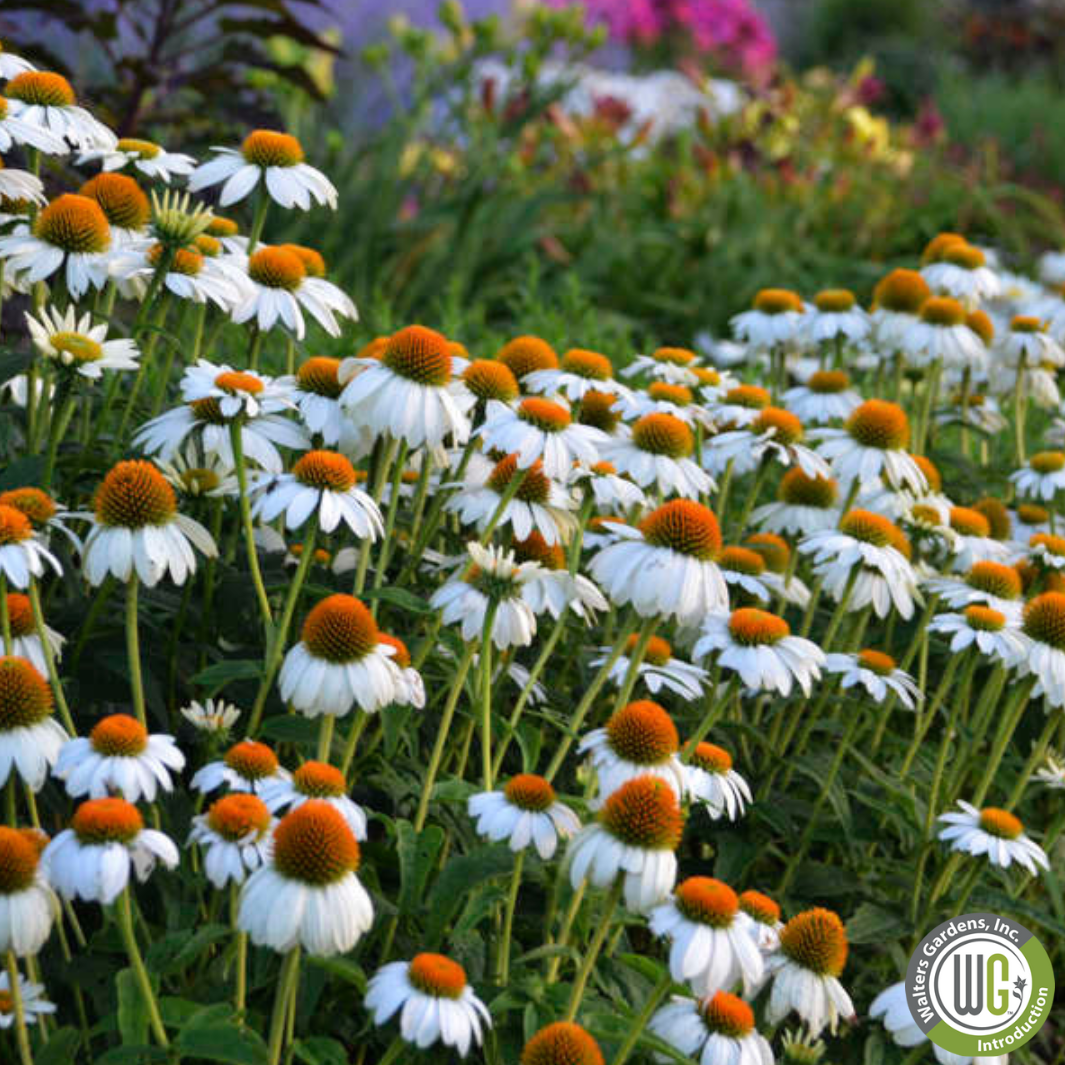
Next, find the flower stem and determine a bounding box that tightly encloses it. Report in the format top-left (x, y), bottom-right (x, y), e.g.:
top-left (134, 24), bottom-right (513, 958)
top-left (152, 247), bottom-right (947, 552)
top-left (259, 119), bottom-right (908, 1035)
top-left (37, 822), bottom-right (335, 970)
top-left (246, 194), bottom-right (270, 256)
top-left (116, 887), bottom-right (168, 1047)
top-left (899, 654), bottom-right (962, 778)
top-left (316, 714), bottom-right (335, 762)
top-left (563, 877), bottom-right (623, 1021)
top-left (1005, 710), bottom-right (1059, 810)
top-left (125, 574), bottom-right (147, 727)
top-left (479, 603), bottom-right (499, 792)
top-left (496, 850), bottom-right (525, 985)
top-left (230, 885), bottom-right (247, 1020)
top-left (42, 390), bottom-right (77, 490)
top-left (611, 971), bottom-right (673, 1065)
top-left (340, 710), bottom-right (369, 779)
top-left (971, 677), bottom-right (1036, 807)
top-left (0, 573), bottom-right (11, 653)
top-left (267, 946), bottom-right (300, 1065)
top-left (545, 879), bottom-right (587, 981)
top-left (4, 953), bottom-right (33, 1065)
top-left (229, 419), bottom-right (274, 642)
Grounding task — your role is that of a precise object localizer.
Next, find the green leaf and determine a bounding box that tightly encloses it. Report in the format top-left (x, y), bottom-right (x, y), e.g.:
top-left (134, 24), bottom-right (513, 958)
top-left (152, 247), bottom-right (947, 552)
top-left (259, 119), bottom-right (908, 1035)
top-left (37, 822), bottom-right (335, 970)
top-left (37, 1027), bottom-right (82, 1065)
top-left (94, 1048), bottom-right (169, 1065)
top-left (261, 715), bottom-right (318, 744)
top-left (395, 820), bottom-right (446, 915)
top-left (0, 348), bottom-right (31, 382)
top-left (846, 903), bottom-right (907, 945)
top-left (0, 454), bottom-right (44, 490)
top-left (176, 1007), bottom-right (270, 1064)
top-left (425, 844), bottom-right (513, 945)
top-left (189, 659), bottom-right (263, 688)
top-left (307, 955), bottom-right (367, 993)
top-left (293, 1037), bottom-right (350, 1065)
top-left (146, 924), bottom-right (230, 975)
top-left (361, 585), bottom-right (433, 614)
top-left (116, 967), bottom-right (149, 1047)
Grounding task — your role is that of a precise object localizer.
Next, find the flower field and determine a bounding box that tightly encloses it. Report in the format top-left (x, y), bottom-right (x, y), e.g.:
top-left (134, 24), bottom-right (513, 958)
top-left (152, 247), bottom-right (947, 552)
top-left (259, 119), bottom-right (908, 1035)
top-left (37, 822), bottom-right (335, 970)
top-left (0, 9), bottom-right (1063, 1065)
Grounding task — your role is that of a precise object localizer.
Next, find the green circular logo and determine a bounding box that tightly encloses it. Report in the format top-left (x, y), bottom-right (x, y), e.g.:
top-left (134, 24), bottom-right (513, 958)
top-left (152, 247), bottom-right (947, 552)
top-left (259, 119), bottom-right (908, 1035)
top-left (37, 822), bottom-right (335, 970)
top-left (906, 913), bottom-right (1055, 1056)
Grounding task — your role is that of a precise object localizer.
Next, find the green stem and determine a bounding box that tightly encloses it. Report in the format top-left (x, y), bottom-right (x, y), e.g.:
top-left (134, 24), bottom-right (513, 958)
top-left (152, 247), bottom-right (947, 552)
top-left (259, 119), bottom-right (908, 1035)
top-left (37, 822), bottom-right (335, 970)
top-left (376, 1035), bottom-right (408, 1065)
top-left (611, 972), bottom-right (673, 1065)
top-left (41, 390), bottom-right (77, 490)
top-left (229, 419), bottom-right (274, 642)
top-left (116, 888), bottom-right (168, 1046)
top-left (0, 574), bottom-right (10, 652)
top-left (1005, 711), bottom-right (1059, 810)
top-left (340, 710), bottom-right (369, 779)
top-left (496, 850), bottom-right (525, 985)
top-left (231, 885), bottom-right (247, 1020)
top-left (267, 947), bottom-right (300, 1065)
top-left (971, 678), bottom-right (1036, 807)
top-left (246, 194), bottom-right (270, 255)
top-left (563, 878), bottom-right (624, 1021)
top-left (682, 674), bottom-right (738, 760)
top-left (27, 581), bottom-right (73, 734)
top-left (126, 575), bottom-right (147, 727)
top-left (899, 654), bottom-right (962, 778)
top-left (316, 714), bottom-right (335, 762)
top-left (4, 952), bottom-right (33, 1065)
top-left (479, 604), bottom-right (499, 792)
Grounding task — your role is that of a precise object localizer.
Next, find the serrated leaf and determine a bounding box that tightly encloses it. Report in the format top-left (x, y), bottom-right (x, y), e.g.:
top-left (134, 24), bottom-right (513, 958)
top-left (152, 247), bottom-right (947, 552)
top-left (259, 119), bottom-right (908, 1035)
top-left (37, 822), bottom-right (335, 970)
top-left (846, 902), bottom-right (906, 945)
top-left (395, 820), bottom-right (445, 915)
top-left (190, 659), bottom-right (263, 688)
top-left (146, 924), bottom-right (230, 975)
top-left (175, 1015), bottom-right (269, 1064)
top-left (425, 844), bottom-right (513, 946)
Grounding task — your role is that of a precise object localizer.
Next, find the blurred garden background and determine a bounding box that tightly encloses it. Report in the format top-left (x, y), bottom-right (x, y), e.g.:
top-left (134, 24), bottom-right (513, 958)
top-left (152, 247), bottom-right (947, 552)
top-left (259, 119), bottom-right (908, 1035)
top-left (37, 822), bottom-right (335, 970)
top-left (4, 0), bottom-right (1065, 358)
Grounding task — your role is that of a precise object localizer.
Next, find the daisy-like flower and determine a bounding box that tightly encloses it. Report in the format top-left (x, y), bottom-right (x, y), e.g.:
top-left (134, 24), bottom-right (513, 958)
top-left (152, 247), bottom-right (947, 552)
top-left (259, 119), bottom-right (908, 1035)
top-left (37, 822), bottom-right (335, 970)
top-left (478, 397), bottom-right (605, 480)
top-left (0, 42), bottom-right (36, 80)
top-left (707, 406), bottom-right (830, 480)
top-left (365, 953), bottom-right (491, 1058)
top-left (745, 532), bottom-right (811, 607)
top-left (0, 826), bottom-right (56, 957)
top-left (0, 971), bottom-right (56, 1029)
top-left (823, 649), bottom-right (922, 708)
top-left (601, 412), bottom-right (713, 498)
top-left (280, 594), bottom-right (400, 716)
top-left (694, 608), bottom-right (825, 697)
top-left (495, 334), bottom-right (559, 383)
top-left (260, 760), bottom-right (368, 840)
top-left (731, 288), bottom-right (805, 350)
top-left (448, 454), bottom-right (577, 546)
top-left (458, 358), bottom-right (520, 416)
top-left (80, 460), bottom-right (217, 587)
top-left (521, 1023), bottom-right (604, 1065)
top-left (3, 71), bottom-right (115, 149)
top-left (938, 801), bottom-right (1048, 875)
top-left (685, 743), bottom-right (752, 822)
top-left (467, 774), bottom-right (580, 859)
top-left (79, 171), bottom-right (149, 245)
top-left (180, 698), bottom-right (240, 735)
top-left (0, 505), bottom-right (60, 589)
top-left (1034, 750), bottom-right (1065, 788)
top-left (524, 347), bottom-right (628, 400)
top-left (1011, 450), bottom-right (1065, 502)
top-left (252, 449), bottom-right (382, 538)
top-left (232, 245), bottom-right (354, 339)
top-left (42, 797), bottom-right (178, 904)
top-left (567, 775), bottom-right (684, 912)
top-left (592, 632), bottom-right (707, 701)
top-left (3, 594), bottom-right (62, 676)
top-left (0, 193), bottom-right (113, 298)
top-left (580, 699), bottom-right (686, 805)
top-left (801, 509), bottom-right (920, 619)
top-left (946, 506), bottom-right (1012, 570)
top-left (293, 356), bottom-right (348, 446)
top-left (897, 295), bottom-right (987, 372)
top-left (766, 908), bottom-right (855, 1035)
top-left (570, 460), bottom-right (647, 512)
top-left (612, 381), bottom-right (713, 430)
top-left (157, 447), bottom-right (238, 501)
top-left (339, 325), bottom-right (470, 449)
top-left (0, 94), bottom-right (65, 154)
top-left (871, 982), bottom-right (1008, 1065)
top-left (737, 890), bottom-right (784, 953)
top-left (622, 346), bottom-right (702, 386)
top-left (650, 991), bottom-right (773, 1065)
top-left (190, 129), bottom-right (336, 208)
top-left (0, 656), bottom-right (66, 791)
top-left (996, 314), bottom-right (1065, 369)
top-left (589, 499), bottom-right (728, 624)
top-left (26, 304), bottom-right (139, 379)
top-left (191, 739), bottom-right (289, 795)
top-left (76, 137), bottom-right (196, 182)
top-left (782, 369), bottom-right (862, 425)
top-left (0, 487), bottom-right (78, 552)
top-left (1019, 592), bottom-right (1065, 707)
top-left (510, 532), bottom-right (608, 621)
top-left (1012, 502), bottom-right (1051, 543)
top-left (709, 384), bottom-right (770, 429)
top-left (752, 468), bottom-right (839, 537)
top-left (239, 802), bottom-right (373, 955)
top-left (0, 161), bottom-right (44, 209)
top-left (650, 877), bottom-right (764, 996)
top-left (812, 400), bottom-right (926, 493)
top-left (188, 793), bottom-right (273, 889)
top-left (54, 714), bottom-right (184, 802)
top-left (926, 560), bottom-right (1025, 622)
top-left (430, 542), bottom-right (544, 649)
top-left (921, 241), bottom-right (1000, 306)
top-left (377, 633), bottom-right (425, 708)
top-left (800, 288), bottom-right (870, 349)
top-left (110, 240), bottom-right (244, 308)
top-left (1029, 532), bottom-right (1065, 573)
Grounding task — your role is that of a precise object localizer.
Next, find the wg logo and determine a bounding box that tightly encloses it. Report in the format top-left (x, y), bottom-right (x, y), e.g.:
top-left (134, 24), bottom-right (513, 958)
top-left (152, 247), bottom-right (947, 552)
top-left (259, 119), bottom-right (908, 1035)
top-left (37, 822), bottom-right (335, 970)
top-left (906, 913), bottom-right (1055, 1056)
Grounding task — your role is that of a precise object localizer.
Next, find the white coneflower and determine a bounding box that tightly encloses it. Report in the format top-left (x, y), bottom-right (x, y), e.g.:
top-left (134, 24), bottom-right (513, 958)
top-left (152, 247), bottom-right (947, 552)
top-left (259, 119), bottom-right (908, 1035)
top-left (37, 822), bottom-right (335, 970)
top-left (1017, 592), bottom-right (1065, 707)
top-left (1034, 751), bottom-right (1065, 788)
top-left (731, 288), bottom-right (805, 350)
top-left (2, 593), bottom-right (62, 676)
top-left (649, 877), bottom-right (764, 996)
top-left (921, 242), bottom-right (1000, 306)
top-left (365, 954), bottom-right (491, 1058)
top-left (0, 94), bottom-right (64, 153)
top-left (279, 594), bottom-right (400, 716)
top-left (510, 532), bottom-right (608, 621)
top-left (180, 698), bottom-right (240, 735)
top-left (0, 826), bottom-right (56, 957)
top-left (521, 1023), bottom-right (606, 1065)
top-left (685, 743), bottom-right (752, 821)
top-left (694, 608), bottom-right (824, 696)
top-left (54, 713), bottom-right (184, 802)
top-left (589, 499), bottom-right (727, 625)
top-left (737, 890), bottom-right (784, 953)
top-left (782, 369), bottom-right (863, 424)
top-left (600, 412), bottom-right (713, 498)
top-left (705, 406), bottom-right (829, 480)
top-left (1029, 532), bottom-right (1065, 573)
top-left (823, 650), bottom-right (921, 708)
top-left (938, 802), bottom-right (1048, 875)
top-left (189, 129), bottom-right (336, 209)
top-left (376, 633), bottom-right (425, 709)
top-left (567, 775), bottom-right (684, 912)
top-left (0, 970), bottom-right (55, 1029)
top-left (190, 739), bottom-right (289, 795)
top-left (478, 397), bottom-right (605, 479)
top-left (293, 356), bottom-right (348, 446)
top-left (0, 42), bottom-right (37, 80)
top-left (26, 304), bottom-right (139, 380)
top-left (766, 908), bottom-right (855, 1036)
top-left (0, 505), bottom-right (60, 589)
top-left (79, 460), bottom-right (217, 587)
top-left (3, 71), bottom-right (115, 149)
top-left (622, 346), bottom-right (702, 386)
top-left (238, 802), bottom-right (373, 956)
top-left (752, 468), bottom-right (840, 537)
top-left (0, 163), bottom-right (44, 209)
top-left (946, 505), bottom-right (1012, 570)
top-left (260, 761), bottom-right (368, 840)
top-left (591, 632), bottom-right (707, 701)
top-left (78, 171), bottom-right (150, 246)
top-left (569, 460), bottom-right (648, 512)
top-left (187, 793), bottom-right (273, 889)
top-left (430, 542), bottom-right (544, 649)
top-left (156, 447), bottom-right (238, 501)
top-left (925, 560), bottom-right (1025, 622)
top-left (1011, 450), bottom-right (1065, 502)
top-left (799, 289), bottom-right (870, 349)
top-left (467, 774), bottom-right (580, 859)
top-left (524, 347), bottom-right (629, 400)
top-left (0, 193), bottom-right (113, 298)
top-left (612, 381), bottom-right (713, 429)
top-left (995, 314), bottom-right (1065, 369)
top-left (579, 699), bottom-right (686, 806)
top-left (76, 137), bottom-right (196, 182)
top-left (811, 400), bottom-right (926, 493)
top-left (447, 454), bottom-right (577, 546)
top-left (110, 241), bottom-right (243, 308)
top-left (710, 383), bottom-right (772, 428)
top-left (0, 656), bottom-right (66, 791)
top-left (42, 797), bottom-right (178, 904)
top-left (650, 991), bottom-right (773, 1065)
